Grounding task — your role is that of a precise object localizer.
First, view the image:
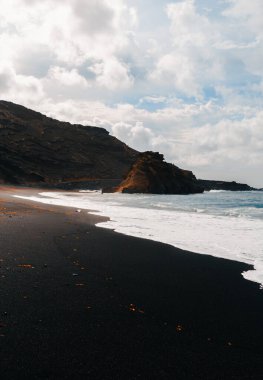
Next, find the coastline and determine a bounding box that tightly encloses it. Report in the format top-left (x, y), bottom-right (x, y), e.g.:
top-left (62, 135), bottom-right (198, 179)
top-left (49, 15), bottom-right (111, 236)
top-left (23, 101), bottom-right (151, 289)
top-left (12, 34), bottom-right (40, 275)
top-left (1, 186), bottom-right (263, 379)
top-left (12, 187), bottom-right (263, 287)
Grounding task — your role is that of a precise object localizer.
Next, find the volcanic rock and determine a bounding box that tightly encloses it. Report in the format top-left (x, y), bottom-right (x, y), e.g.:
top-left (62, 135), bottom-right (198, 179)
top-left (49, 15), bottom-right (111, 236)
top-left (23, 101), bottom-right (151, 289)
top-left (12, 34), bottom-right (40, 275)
top-left (2, 100), bottom-right (251, 195)
top-left (0, 100), bottom-right (138, 188)
top-left (197, 179), bottom-right (256, 191)
top-left (109, 151), bottom-right (204, 194)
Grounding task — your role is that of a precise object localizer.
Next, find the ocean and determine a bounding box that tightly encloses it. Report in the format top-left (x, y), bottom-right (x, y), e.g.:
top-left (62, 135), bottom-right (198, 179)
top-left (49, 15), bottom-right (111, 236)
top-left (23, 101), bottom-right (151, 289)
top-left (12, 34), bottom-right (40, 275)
top-left (15, 190), bottom-right (263, 287)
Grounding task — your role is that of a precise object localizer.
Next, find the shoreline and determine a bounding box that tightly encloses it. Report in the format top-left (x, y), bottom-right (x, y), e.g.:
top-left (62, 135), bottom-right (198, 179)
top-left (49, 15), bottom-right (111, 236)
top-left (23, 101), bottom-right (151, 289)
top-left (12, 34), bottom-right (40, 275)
top-left (9, 185), bottom-right (263, 287)
top-left (1, 185), bottom-right (263, 379)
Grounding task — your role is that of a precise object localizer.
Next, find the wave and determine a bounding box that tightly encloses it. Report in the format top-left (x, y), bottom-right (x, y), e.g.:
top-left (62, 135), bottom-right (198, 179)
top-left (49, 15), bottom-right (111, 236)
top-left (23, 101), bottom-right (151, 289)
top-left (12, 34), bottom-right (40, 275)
top-left (206, 190), bottom-right (228, 193)
top-left (14, 191), bottom-right (263, 287)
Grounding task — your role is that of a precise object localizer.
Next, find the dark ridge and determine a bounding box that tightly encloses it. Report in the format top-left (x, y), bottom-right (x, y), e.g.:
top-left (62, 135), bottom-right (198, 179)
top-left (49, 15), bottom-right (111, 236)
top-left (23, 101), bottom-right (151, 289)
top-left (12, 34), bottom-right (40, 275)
top-left (0, 100), bottom-right (138, 188)
top-left (0, 100), bottom-right (256, 193)
top-left (197, 179), bottom-right (256, 191)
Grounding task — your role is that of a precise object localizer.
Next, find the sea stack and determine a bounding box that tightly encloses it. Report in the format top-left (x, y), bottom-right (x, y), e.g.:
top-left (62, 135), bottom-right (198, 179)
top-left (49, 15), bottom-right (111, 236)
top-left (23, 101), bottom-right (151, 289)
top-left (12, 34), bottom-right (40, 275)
top-left (110, 151), bottom-right (204, 194)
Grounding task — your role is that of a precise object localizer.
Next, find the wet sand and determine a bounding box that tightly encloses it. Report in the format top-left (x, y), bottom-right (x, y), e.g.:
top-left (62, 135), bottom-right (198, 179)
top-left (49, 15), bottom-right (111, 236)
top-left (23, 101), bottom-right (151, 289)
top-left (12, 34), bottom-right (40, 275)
top-left (1, 186), bottom-right (263, 379)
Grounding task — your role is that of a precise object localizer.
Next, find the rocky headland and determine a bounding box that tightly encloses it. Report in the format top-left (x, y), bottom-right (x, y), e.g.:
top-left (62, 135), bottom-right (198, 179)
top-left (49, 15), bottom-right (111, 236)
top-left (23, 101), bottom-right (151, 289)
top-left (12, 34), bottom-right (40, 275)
top-left (197, 179), bottom-right (256, 192)
top-left (0, 100), bottom-right (257, 194)
top-left (0, 100), bottom-right (137, 189)
top-left (106, 151), bottom-right (204, 194)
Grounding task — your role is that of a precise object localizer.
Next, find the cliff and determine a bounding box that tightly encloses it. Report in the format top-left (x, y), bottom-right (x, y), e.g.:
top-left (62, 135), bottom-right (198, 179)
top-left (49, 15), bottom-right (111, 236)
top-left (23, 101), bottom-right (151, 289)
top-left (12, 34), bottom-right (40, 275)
top-left (0, 100), bottom-right (138, 188)
top-left (1, 100), bottom-right (254, 194)
top-left (197, 179), bottom-right (256, 191)
top-left (108, 152), bottom-right (204, 194)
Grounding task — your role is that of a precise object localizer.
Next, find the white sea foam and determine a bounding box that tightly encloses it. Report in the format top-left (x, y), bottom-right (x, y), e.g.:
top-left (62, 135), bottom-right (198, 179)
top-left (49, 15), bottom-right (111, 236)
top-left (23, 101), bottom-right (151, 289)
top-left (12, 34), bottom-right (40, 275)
top-left (207, 190), bottom-right (228, 193)
top-left (14, 191), bottom-right (263, 287)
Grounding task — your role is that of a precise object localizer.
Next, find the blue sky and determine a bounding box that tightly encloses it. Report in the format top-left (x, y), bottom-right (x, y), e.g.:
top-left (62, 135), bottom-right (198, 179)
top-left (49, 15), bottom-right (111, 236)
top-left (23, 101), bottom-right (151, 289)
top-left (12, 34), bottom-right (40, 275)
top-left (0, 0), bottom-right (262, 186)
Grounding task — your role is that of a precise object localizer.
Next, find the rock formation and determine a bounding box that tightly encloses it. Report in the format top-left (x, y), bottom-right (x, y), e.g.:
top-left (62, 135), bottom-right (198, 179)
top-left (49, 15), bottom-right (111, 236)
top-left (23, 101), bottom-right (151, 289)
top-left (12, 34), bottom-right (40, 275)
top-left (0, 100), bottom-right (255, 194)
top-left (197, 179), bottom-right (256, 191)
top-left (108, 151), bottom-right (204, 194)
top-left (0, 100), bottom-right (138, 188)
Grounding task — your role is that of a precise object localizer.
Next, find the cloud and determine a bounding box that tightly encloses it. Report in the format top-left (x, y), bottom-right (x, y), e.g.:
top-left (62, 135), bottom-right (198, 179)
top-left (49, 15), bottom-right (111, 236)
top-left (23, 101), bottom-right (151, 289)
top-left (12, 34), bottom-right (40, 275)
top-left (140, 96), bottom-right (167, 104)
top-left (89, 58), bottom-right (134, 90)
top-left (150, 0), bottom-right (263, 99)
top-left (111, 121), bottom-right (153, 151)
top-left (72, 0), bottom-right (115, 35)
top-left (223, 0), bottom-right (263, 37)
top-left (0, 63), bottom-right (45, 105)
top-left (150, 0), bottom-right (222, 98)
top-left (47, 66), bottom-right (89, 87)
top-left (0, 66), bottom-right (12, 91)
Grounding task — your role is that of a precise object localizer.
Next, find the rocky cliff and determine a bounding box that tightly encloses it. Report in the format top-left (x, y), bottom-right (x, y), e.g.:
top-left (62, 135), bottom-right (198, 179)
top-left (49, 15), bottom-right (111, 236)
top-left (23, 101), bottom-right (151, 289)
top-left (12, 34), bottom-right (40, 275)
top-left (1, 100), bottom-right (254, 194)
top-left (0, 100), bottom-right (138, 188)
top-left (197, 179), bottom-right (256, 191)
top-left (108, 152), bottom-right (204, 194)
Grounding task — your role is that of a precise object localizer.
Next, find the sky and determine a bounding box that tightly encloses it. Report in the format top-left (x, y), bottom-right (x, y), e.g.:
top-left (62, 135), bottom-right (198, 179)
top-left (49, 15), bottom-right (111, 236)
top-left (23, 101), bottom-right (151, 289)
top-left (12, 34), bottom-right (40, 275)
top-left (0, 0), bottom-right (262, 187)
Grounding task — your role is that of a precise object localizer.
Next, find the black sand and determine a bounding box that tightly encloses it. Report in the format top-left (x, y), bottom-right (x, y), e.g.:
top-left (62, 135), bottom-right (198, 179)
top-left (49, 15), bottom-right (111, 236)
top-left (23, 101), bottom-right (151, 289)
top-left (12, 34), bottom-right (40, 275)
top-left (1, 186), bottom-right (263, 379)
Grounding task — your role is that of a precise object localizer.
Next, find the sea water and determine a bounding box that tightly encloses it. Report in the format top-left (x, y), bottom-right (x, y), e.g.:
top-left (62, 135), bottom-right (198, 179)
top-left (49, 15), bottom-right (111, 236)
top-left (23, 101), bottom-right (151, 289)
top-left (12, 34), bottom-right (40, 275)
top-left (15, 190), bottom-right (263, 286)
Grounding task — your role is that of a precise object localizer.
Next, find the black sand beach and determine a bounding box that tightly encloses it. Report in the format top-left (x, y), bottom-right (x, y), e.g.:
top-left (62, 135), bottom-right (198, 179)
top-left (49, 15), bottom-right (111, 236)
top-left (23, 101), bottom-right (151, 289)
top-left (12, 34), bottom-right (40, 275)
top-left (1, 186), bottom-right (263, 379)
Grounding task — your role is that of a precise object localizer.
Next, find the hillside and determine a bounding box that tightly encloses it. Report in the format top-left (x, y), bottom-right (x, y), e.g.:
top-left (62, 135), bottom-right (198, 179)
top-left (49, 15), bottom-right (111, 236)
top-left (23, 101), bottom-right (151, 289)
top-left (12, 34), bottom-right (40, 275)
top-left (0, 100), bottom-right (138, 188)
top-left (1, 100), bottom-right (254, 194)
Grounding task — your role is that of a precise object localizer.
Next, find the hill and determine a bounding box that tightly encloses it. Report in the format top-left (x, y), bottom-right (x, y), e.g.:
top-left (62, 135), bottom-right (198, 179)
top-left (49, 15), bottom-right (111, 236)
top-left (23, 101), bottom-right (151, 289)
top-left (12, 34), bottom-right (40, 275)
top-left (1, 100), bottom-right (255, 194)
top-left (0, 100), bottom-right (138, 189)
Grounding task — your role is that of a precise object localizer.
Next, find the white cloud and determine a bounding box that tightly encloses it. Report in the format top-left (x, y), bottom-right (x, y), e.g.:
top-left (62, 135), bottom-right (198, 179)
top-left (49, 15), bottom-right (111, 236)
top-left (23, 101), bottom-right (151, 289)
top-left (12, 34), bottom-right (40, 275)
top-left (47, 66), bottom-right (89, 87)
top-left (150, 0), bottom-right (263, 98)
top-left (89, 58), bottom-right (134, 90)
top-left (72, 0), bottom-right (115, 35)
top-left (223, 0), bottom-right (263, 37)
top-left (140, 96), bottom-right (167, 104)
top-left (150, 0), bottom-right (223, 98)
top-left (111, 121), bottom-right (153, 151)
top-left (0, 63), bottom-right (45, 105)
